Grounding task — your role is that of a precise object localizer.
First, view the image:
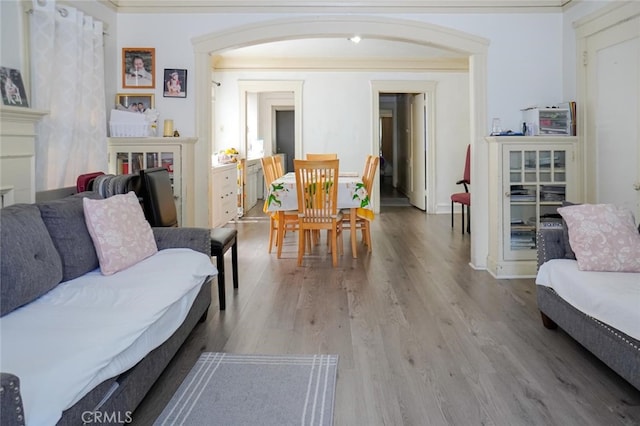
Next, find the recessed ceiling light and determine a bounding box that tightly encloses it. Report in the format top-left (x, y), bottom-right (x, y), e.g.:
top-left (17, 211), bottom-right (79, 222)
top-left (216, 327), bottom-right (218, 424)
top-left (349, 36), bottom-right (361, 44)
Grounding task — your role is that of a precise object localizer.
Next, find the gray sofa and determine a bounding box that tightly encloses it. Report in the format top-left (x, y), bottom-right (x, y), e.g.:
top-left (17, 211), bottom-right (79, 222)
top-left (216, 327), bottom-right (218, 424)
top-left (0, 193), bottom-right (213, 425)
top-left (536, 227), bottom-right (640, 390)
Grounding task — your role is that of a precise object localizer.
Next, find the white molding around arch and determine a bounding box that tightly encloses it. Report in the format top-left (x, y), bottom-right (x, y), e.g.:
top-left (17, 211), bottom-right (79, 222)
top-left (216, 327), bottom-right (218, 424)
top-left (193, 15), bottom-right (490, 270)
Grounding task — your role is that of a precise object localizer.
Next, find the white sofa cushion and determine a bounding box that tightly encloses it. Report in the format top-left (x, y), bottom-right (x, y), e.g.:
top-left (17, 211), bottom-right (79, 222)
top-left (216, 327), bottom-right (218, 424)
top-left (536, 259), bottom-right (640, 341)
top-left (0, 248), bottom-right (216, 425)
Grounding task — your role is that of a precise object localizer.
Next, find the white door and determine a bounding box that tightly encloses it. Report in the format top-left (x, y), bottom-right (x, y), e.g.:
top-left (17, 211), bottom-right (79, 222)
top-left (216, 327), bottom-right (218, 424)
top-left (586, 15), bottom-right (640, 217)
top-left (408, 93), bottom-right (426, 210)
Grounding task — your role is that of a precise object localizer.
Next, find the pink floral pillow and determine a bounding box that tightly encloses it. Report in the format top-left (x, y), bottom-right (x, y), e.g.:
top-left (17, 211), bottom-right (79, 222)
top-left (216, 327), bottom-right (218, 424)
top-left (83, 192), bottom-right (157, 275)
top-left (558, 204), bottom-right (640, 272)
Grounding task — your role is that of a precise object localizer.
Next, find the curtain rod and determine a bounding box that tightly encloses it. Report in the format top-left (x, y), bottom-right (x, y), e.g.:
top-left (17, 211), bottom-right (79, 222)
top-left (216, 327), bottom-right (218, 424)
top-left (25, 6), bottom-right (109, 35)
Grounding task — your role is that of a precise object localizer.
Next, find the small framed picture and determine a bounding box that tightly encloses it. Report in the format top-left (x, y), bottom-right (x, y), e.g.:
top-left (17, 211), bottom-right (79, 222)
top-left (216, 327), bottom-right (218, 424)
top-left (122, 47), bottom-right (155, 89)
top-left (163, 68), bottom-right (187, 98)
top-left (115, 93), bottom-right (155, 113)
top-left (0, 67), bottom-right (29, 108)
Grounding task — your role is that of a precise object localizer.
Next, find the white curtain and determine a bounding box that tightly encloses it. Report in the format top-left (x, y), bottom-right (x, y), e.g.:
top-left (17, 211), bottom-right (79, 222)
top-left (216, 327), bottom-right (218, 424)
top-left (30, 0), bottom-right (107, 191)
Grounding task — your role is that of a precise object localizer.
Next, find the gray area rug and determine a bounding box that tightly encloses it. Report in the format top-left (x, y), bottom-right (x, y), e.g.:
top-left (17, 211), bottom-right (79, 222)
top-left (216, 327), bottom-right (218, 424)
top-left (154, 352), bottom-right (338, 426)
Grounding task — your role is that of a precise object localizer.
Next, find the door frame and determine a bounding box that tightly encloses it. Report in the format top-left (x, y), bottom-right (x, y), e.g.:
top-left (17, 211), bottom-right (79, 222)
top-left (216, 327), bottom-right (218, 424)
top-left (238, 80), bottom-right (303, 163)
top-left (372, 81), bottom-right (436, 213)
top-left (575, 1), bottom-right (640, 208)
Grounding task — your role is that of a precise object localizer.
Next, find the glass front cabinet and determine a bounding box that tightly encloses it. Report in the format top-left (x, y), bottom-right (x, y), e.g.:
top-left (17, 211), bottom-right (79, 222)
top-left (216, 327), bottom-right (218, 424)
top-left (107, 137), bottom-right (197, 226)
top-left (486, 136), bottom-right (579, 278)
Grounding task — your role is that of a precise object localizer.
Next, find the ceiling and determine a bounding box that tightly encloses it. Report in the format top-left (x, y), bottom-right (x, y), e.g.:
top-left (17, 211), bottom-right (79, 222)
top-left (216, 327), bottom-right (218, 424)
top-left (211, 36), bottom-right (470, 70)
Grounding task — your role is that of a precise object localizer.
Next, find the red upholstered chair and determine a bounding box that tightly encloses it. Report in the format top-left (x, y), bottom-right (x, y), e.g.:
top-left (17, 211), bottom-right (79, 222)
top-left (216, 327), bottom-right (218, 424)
top-left (451, 144), bottom-right (471, 234)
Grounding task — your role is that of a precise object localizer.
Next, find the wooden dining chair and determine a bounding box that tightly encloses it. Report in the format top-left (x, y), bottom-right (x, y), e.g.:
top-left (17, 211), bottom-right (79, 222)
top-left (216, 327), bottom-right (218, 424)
top-left (342, 155), bottom-right (379, 253)
top-left (294, 159), bottom-right (343, 267)
top-left (306, 153), bottom-right (338, 160)
top-left (261, 156), bottom-right (298, 257)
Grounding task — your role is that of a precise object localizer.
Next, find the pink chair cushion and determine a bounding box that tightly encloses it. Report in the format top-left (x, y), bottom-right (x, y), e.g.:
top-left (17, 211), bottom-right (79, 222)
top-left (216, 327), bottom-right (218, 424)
top-left (451, 192), bottom-right (470, 205)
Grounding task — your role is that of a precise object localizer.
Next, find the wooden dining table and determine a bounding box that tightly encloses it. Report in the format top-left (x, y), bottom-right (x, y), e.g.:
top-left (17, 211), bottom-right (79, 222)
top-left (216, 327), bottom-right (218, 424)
top-left (264, 172), bottom-right (372, 258)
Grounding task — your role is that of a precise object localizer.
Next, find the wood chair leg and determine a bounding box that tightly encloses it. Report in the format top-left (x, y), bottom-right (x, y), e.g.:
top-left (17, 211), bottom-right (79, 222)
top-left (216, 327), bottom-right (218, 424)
top-left (364, 222), bottom-right (372, 253)
top-left (277, 213), bottom-right (285, 259)
top-left (461, 203), bottom-right (465, 235)
top-left (331, 230), bottom-right (338, 267)
top-left (298, 227), bottom-right (306, 266)
top-left (268, 217), bottom-right (275, 253)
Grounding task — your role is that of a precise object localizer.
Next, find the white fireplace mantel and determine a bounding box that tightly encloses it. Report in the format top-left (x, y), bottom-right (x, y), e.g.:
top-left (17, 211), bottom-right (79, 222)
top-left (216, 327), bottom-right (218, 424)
top-left (0, 105), bottom-right (47, 205)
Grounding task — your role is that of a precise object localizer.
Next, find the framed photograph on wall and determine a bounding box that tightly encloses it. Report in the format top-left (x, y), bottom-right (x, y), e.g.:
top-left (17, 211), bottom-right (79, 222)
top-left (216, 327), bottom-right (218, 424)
top-left (115, 93), bottom-right (155, 112)
top-left (122, 47), bottom-right (155, 89)
top-left (163, 68), bottom-right (187, 98)
top-left (0, 67), bottom-right (29, 107)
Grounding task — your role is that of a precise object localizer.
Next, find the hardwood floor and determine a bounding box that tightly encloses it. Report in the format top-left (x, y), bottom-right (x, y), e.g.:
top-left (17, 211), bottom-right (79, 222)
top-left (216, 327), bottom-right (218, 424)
top-left (132, 206), bottom-right (640, 425)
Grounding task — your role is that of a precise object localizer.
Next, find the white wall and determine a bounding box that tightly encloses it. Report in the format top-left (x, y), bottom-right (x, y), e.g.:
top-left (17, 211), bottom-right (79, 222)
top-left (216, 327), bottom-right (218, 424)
top-left (115, 12), bottom-right (565, 137)
top-left (213, 69), bottom-right (469, 212)
top-left (0, 1), bottom-right (27, 73)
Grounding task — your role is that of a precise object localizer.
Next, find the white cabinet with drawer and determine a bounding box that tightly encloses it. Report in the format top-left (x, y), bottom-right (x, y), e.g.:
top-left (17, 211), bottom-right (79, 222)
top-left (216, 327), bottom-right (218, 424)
top-left (211, 164), bottom-right (238, 227)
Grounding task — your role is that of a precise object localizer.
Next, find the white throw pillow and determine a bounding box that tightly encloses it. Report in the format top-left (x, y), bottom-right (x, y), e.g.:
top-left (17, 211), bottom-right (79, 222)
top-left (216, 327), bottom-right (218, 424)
top-left (83, 192), bottom-right (158, 275)
top-left (558, 204), bottom-right (640, 272)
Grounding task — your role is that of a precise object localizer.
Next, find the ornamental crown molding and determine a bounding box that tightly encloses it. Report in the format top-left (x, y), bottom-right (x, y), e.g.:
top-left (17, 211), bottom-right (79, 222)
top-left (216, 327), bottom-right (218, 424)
top-left (103, 0), bottom-right (575, 14)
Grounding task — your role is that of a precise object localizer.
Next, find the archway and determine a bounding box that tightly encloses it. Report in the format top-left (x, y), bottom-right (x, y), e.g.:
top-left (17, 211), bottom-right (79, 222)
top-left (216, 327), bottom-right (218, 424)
top-left (192, 15), bottom-right (490, 270)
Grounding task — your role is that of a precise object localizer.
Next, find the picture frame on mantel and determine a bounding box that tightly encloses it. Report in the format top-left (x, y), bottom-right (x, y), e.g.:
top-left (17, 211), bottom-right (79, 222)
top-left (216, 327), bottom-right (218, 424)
top-left (115, 93), bottom-right (155, 112)
top-left (122, 47), bottom-right (155, 89)
top-left (0, 67), bottom-right (29, 108)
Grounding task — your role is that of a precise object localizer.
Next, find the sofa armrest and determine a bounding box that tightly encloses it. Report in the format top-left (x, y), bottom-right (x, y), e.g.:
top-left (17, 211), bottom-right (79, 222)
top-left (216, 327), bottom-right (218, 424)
top-left (152, 227), bottom-right (211, 256)
top-left (536, 228), bottom-right (567, 269)
top-left (1, 373), bottom-right (25, 426)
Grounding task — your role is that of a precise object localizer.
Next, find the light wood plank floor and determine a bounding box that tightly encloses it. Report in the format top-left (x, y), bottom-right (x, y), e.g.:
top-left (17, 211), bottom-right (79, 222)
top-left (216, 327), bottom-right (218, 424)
top-left (132, 206), bottom-right (640, 425)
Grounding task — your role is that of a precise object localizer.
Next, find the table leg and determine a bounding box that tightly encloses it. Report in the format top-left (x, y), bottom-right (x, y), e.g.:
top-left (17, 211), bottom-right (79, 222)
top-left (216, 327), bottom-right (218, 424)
top-left (350, 208), bottom-right (357, 258)
top-left (277, 211), bottom-right (285, 259)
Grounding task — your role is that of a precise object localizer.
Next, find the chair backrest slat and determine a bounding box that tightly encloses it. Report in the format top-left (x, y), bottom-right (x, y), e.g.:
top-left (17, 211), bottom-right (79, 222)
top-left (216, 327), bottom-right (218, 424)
top-left (261, 156), bottom-right (278, 186)
top-left (273, 156), bottom-right (285, 178)
top-left (306, 153), bottom-right (338, 161)
top-left (362, 155), bottom-right (379, 195)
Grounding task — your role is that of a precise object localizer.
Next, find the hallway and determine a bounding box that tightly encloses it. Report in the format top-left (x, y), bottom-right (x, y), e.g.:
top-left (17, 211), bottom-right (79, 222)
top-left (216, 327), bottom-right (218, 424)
top-left (379, 174), bottom-right (410, 207)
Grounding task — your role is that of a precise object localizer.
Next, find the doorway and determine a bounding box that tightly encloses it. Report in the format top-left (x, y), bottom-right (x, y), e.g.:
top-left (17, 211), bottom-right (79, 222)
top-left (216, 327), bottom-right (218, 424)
top-left (376, 89), bottom-right (431, 210)
top-left (275, 109), bottom-right (295, 172)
